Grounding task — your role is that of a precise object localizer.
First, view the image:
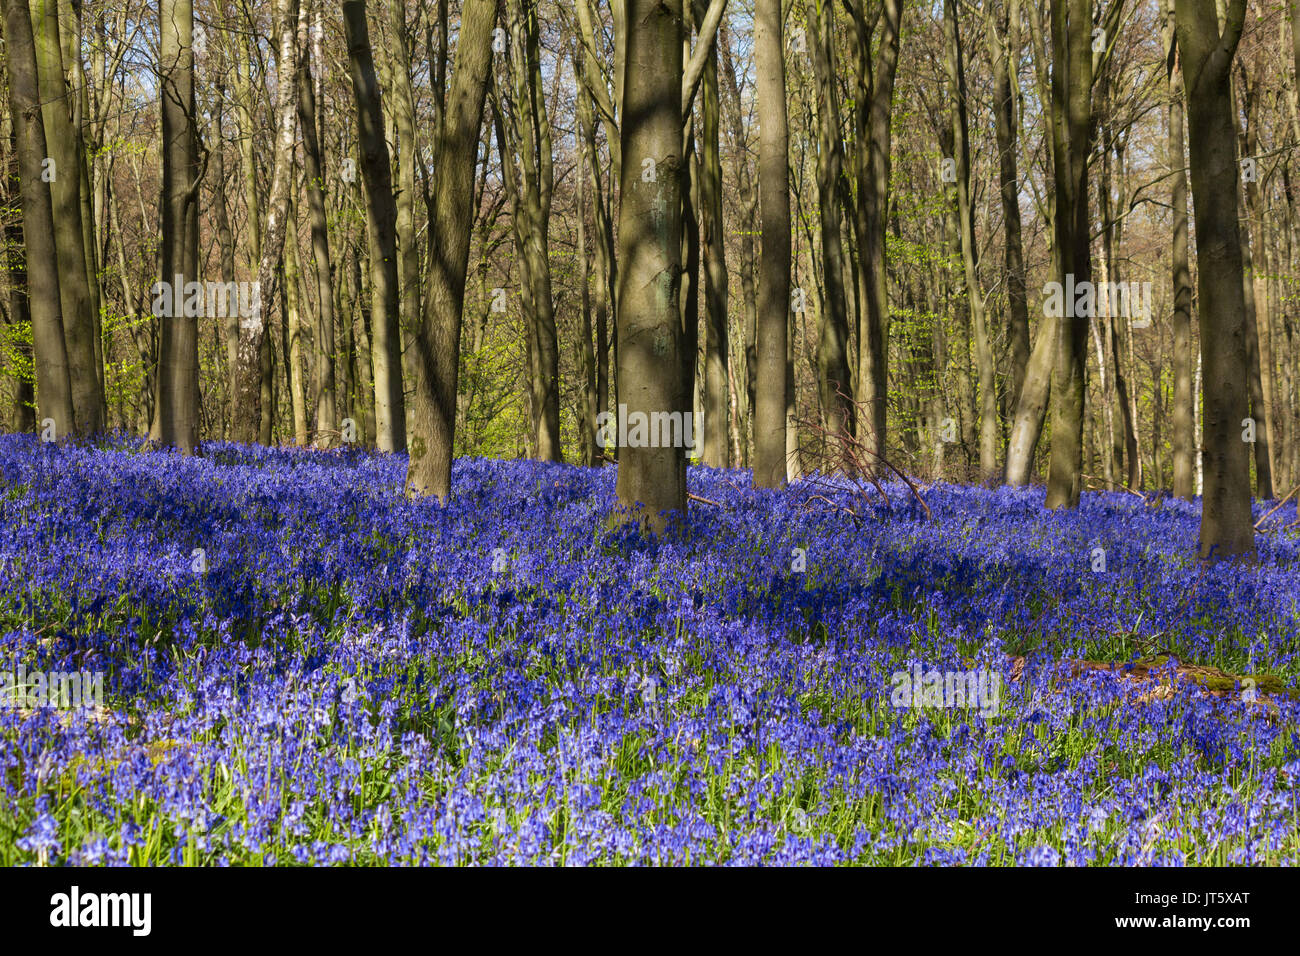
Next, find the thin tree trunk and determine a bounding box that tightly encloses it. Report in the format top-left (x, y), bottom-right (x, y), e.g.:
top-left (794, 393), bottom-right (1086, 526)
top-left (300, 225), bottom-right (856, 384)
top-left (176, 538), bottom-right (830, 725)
top-left (297, 20), bottom-right (337, 446)
top-left (343, 0), bottom-right (404, 452)
top-left (233, 0), bottom-right (299, 444)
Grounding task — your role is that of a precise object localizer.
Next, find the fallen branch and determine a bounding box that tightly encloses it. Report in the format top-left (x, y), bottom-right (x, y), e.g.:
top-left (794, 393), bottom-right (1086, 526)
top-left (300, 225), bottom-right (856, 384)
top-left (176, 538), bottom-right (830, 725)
top-left (1255, 483), bottom-right (1300, 531)
top-left (688, 492), bottom-right (722, 508)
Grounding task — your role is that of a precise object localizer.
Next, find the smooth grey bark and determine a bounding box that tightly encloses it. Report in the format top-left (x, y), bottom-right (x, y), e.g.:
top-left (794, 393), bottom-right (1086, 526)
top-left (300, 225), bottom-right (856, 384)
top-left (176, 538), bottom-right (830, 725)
top-left (155, 0), bottom-right (200, 453)
top-left (3, 0), bottom-right (73, 435)
top-left (1044, 0), bottom-right (1098, 509)
top-left (405, 0), bottom-right (496, 501)
top-left (612, 0), bottom-right (687, 529)
top-left (987, 0), bottom-right (1030, 411)
top-left (33, 0), bottom-right (102, 434)
top-left (296, 18), bottom-right (337, 446)
top-left (753, 0), bottom-right (790, 489)
top-left (1176, 0), bottom-right (1255, 559)
top-left (846, 0), bottom-right (903, 462)
top-left (719, 26), bottom-right (756, 466)
top-left (503, 0), bottom-right (560, 462)
top-left (944, 0), bottom-right (997, 481)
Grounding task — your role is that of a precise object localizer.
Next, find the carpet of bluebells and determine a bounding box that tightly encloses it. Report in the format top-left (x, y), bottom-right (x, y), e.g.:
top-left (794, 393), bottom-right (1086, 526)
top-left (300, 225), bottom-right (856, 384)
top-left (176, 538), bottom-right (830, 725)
top-left (2, 433), bottom-right (1299, 866)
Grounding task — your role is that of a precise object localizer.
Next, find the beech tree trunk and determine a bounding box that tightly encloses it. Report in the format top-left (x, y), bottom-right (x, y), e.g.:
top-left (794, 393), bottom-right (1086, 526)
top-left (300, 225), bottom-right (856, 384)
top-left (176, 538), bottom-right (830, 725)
top-left (753, 0), bottom-right (789, 489)
top-left (611, 0), bottom-right (687, 528)
top-left (405, 0), bottom-right (496, 501)
top-left (1176, 0), bottom-right (1255, 560)
top-left (3, 0), bottom-right (73, 436)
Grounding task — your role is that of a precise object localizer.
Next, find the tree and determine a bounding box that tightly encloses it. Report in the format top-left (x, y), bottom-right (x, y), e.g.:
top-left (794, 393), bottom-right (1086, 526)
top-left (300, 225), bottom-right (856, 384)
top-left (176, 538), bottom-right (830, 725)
top-left (155, 0), bottom-right (200, 453)
top-left (233, 0), bottom-right (299, 444)
top-left (697, 0), bottom-right (730, 469)
top-left (33, 0), bottom-right (102, 434)
top-left (1044, 0), bottom-right (1100, 509)
top-left (1165, 0), bottom-right (1194, 501)
top-left (611, 0), bottom-right (687, 528)
top-left (807, 0), bottom-right (852, 458)
top-left (296, 2), bottom-right (337, 447)
top-left (944, 0), bottom-right (996, 481)
top-left (753, 0), bottom-right (789, 489)
top-left (343, 0), bottom-right (404, 453)
top-left (501, 0), bottom-right (560, 461)
top-left (1175, 0), bottom-right (1254, 560)
top-left (405, 0), bottom-right (497, 501)
top-left (2, 0), bottom-right (73, 436)
top-left (846, 0), bottom-right (903, 463)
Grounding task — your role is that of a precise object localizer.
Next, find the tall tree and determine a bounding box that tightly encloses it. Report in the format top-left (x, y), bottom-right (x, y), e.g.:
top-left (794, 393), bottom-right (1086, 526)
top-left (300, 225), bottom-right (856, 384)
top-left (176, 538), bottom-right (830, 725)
top-left (846, 0), bottom-right (903, 463)
top-left (1165, 0), bottom-right (1194, 501)
top-left (697, 0), bottom-right (729, 468)
top-left (503, 0), bottom-right (560, 461)
top-left (296, 3), bottom-right (337, 446)
top-left (33, 0), bottom-right (102, 433)
top-left (986, 0), bottom-right (1030, 412)
top-left (343, 0), bottom-right (404, 452)
top-left (2, 0), bottom-right (73, 436)
top-left (944, 0), bottom-right (997, 481)
top-left (1176, 0), bottom-right (1254, 559)
top-left (718, 25), bottom-right (756, 466)
top-left (233, 0), bottom-right (299, 444)
top-left (753, 0), bottom-right (790, 488)
top-left (155, 0), bottom-right (200, 453)
top-left (612, 0), bottom-right (687, 527)
top-left (1044, 0), bottom-right (1101, 509)
top-left (405, 0), bottom-right (497, 501)
top-left (807, 0), bottom-right (852, 456)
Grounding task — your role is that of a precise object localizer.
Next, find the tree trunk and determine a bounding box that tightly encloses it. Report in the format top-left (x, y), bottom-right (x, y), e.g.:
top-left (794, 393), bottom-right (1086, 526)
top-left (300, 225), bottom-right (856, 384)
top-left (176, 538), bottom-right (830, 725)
top-left (753, 0), bottom-right (790, 488)
top-left (233, 0), bottom-right (299, 444)
top-left (404, 0), bottom-right (496, 500)
top-left (1176, 0), bottom-right (1255, 559)
top-left (991, 0), bottom-right (1030, 411)
top-left (297, 23), bottom-right (337, 446)
top-left (611, 0), bottom-right (687, 529)
top-left (847, 0), bottom-right (903, 463)
top-left (343, 0), bottom-right (404, 452)
top-left (697, 1), bottom-right (729, 469)
top-left (1235, 59), bottom-right (1275, 499)
top-left (808, 0), bottom-right (852, 460)
top-left (155, 0), bottom-right (201, 453)
top-left (719, 27), bottom-right (756, 466)
top-left (33, 0), bottom-right (102, 434)
top-left (1044, 0), bottom-right (1094, 509)
top-left (945, 0), bottom-right (996, 481)
top-left (3, 0), bottom-right (73, 435)
top-left (503, 0), bottom-right (560, 461)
